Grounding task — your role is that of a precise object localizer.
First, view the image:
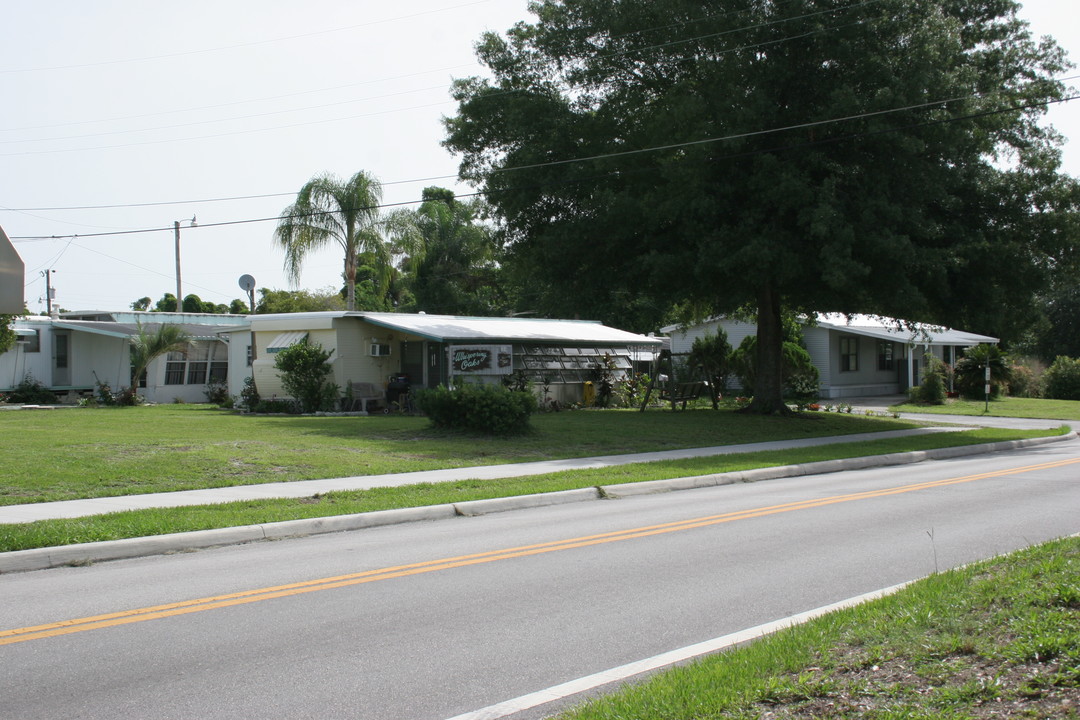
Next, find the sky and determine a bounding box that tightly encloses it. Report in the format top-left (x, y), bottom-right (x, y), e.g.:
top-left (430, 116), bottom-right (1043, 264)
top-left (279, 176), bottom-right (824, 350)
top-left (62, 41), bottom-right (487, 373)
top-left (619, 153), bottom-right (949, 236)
top-left (2, 1), bottom-right (1077, 316)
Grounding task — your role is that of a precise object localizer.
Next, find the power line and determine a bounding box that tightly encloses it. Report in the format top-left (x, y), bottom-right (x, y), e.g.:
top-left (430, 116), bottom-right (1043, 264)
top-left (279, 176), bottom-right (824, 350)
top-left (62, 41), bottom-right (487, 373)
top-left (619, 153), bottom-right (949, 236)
top-left (10, 91), bottom-right (1075, 243)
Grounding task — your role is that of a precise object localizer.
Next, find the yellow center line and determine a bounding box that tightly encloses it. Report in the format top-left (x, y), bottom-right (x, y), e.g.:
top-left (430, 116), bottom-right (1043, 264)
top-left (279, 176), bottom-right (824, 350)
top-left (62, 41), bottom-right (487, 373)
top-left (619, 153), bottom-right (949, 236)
top-left (4, 456), bottom-right (1077, 647)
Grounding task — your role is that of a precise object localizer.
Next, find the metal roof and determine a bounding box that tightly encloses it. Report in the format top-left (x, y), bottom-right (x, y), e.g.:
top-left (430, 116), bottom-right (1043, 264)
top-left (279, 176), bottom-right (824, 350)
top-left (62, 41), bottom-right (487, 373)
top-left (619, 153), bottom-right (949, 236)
top-left (45, 320), bottom-right (230, 341)
top-left (813, 314), bottom-right (998, 346)
top-left (662, 313), bottom-right (997, 347)
top-left (358, 312), bottom-right (663, 346)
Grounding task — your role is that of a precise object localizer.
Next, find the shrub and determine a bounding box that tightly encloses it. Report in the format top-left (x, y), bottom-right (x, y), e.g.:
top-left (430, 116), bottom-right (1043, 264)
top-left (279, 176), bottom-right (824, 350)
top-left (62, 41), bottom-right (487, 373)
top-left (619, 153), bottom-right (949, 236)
top-left (93, 377), bottom-right (117, 406)
top-left (240, 376), bottom-right (260, 412)
top-left (688, 330), bottom-right (731, 408)
top-left (953, 343), bottom-right (1010, 400)
top-left (254, 398), bottom-right (299, 414)
top-left (588, 354), bottom-right (617, 408)
top-left (6, 373), bottom-right (56, 404)
top-left (273, 338), bottom-right (337, 413)
top-left (782, 343), bottom-right (820, 402)
top-left (618, 372), bottom-right (651, 408)
top-left (416, 382), bottom-right (537, 435)
top-left (729, 336), bottom-right (819, 401)
top-left (1043, 356), bottom-right (1080, 401)
top-left (909, 354), bottom-right (947, 404)
top-left (1007, 360), bottom-right (1043, 398)
top-left (204, 379), bottom-right (230, 406)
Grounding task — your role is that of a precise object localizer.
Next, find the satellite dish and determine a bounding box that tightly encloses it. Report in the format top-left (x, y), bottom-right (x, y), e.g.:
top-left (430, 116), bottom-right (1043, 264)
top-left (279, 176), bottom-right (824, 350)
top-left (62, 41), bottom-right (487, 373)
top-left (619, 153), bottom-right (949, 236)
top-left (238, 274), bottom-right (256, 292)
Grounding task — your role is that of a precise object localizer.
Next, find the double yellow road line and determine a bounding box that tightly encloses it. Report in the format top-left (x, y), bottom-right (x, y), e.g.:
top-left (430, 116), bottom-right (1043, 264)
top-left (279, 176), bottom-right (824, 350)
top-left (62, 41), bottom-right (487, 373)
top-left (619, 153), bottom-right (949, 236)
top-left (4, 456), bottom-right (1077, 647)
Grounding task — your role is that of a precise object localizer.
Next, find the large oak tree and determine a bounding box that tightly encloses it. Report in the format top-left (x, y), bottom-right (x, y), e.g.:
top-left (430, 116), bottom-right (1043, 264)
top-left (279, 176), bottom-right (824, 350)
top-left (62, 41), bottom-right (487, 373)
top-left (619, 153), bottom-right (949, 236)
top-left (444, 0), bottom-right (1074, 413)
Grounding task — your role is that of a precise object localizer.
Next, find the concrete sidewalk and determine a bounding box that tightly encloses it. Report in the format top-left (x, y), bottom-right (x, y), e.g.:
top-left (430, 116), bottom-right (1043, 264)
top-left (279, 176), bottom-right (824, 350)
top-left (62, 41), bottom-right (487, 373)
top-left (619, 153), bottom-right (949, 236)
top-left (1, 406), bottom-right (1070, 526)
top-left (1, 409), bottom-right (1074, 574)
top-left (1, 426), bottom-right (965, 524)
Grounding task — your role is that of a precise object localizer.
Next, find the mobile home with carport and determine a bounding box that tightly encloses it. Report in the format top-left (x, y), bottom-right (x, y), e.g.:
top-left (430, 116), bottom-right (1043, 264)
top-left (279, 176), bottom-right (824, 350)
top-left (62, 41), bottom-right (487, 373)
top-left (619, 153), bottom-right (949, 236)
top-left (238, 311), bottom-right (662, 409)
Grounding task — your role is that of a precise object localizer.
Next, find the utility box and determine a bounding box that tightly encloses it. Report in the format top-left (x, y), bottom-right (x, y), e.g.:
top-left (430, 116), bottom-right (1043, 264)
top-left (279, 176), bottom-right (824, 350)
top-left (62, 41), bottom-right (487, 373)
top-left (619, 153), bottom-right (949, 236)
top-left (0, 225), bottom-right (25, 314)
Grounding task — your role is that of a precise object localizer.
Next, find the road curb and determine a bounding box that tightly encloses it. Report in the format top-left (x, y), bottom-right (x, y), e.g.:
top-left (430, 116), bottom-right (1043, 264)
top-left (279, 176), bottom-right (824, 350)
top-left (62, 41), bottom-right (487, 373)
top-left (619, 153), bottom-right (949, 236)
top-left (2, 432), bottom-right (1074, 574)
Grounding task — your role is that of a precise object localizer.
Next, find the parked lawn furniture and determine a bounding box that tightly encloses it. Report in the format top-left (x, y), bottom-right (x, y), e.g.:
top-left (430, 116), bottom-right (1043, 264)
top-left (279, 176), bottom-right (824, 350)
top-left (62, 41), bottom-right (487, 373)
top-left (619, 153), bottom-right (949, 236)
top-left (347, 381), bottom-right (384, 413)
top-left (658, 380), bottom-right (706, 410)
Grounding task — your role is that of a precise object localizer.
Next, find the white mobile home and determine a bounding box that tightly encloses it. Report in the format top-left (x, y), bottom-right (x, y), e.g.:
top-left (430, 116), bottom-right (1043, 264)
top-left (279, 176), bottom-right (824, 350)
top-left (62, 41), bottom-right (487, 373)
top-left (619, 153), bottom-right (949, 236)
top-left (662, 314), bottom-right (997, 399)
top-left (2, 311), bottom-right (247, 403)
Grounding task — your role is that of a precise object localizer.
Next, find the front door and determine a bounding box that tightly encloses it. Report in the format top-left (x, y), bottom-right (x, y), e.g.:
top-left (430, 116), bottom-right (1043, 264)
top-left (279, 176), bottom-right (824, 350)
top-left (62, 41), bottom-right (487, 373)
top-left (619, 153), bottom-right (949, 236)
top-left (401, 341), bottom-right (424, 387)
top-left (426, 342), bottom-right (445, 388)
top-left (51, 330), bottom-right (71, 387)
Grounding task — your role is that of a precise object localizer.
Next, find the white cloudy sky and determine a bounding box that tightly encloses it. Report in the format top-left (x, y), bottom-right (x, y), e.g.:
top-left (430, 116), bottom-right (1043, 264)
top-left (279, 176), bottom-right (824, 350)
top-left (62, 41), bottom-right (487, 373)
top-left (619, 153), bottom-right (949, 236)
top-left (2, 1), bottom-right (1077, 315)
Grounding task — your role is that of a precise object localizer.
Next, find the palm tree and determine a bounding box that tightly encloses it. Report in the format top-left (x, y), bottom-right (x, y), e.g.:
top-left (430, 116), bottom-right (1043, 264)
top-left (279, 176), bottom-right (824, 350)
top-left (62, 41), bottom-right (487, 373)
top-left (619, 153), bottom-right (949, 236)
top-left (396, 188), bottom-right (502, 315)
top-left (274, 171), bottom-right (392, 312)
top-left (126, 323), bottom-right (192, 403)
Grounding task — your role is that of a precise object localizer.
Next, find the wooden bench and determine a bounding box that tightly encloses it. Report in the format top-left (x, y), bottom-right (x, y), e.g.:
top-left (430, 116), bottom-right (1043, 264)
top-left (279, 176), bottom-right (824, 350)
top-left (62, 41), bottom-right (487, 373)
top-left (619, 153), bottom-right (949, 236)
top-left (658, 381), bottom-right (706, 410)
top-left (346, 381), bottom-right (384, 414)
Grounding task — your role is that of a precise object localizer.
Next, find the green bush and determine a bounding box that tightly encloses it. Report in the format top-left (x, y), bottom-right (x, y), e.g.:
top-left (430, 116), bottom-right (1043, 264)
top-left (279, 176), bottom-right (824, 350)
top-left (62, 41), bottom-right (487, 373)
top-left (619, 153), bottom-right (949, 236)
top-left (203, 379), bottom-right (230, 406)
top-left (729, 336), bottom-right (818, 400)
top-left (1007, 361), bottom-right (1043, 398)
top-left (416, 382), bottom-right (537, 435)
top-left (1042, 356), bottom-right (1080, 401)
top-left (273, 338), bottom-right (337, 413)
top-left (254, 398), bottom-right (298, 414)
top-left (6, 373), bottom-right (56, 404)
top-left (909, 354), bottom-right (947, 404)
top-left (688, 330), bottom-right (731, 407)
top-left (954, 343), bottom-right (1010, 400)
top-left (240, 376), bottom-right (260, 412)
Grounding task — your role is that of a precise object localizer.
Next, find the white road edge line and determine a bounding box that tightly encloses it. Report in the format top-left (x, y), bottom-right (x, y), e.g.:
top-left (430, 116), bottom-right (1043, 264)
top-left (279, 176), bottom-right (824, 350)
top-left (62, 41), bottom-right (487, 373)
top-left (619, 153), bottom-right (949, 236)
top-left (443, 582), bottom-right (910, 720)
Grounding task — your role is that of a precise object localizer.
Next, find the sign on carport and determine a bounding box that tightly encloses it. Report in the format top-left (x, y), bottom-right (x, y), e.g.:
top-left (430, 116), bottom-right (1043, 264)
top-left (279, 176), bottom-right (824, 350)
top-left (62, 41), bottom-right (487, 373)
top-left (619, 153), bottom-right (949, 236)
top-left (0, 225), bottom-right (25, 314)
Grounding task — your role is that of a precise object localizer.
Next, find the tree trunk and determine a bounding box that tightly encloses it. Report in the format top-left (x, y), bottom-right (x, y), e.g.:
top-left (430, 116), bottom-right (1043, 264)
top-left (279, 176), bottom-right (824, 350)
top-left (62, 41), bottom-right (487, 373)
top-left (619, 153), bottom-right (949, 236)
top-left (742, 284), bottom-right (790, 415)
top-left (344, 221), bottom-right (357, 312)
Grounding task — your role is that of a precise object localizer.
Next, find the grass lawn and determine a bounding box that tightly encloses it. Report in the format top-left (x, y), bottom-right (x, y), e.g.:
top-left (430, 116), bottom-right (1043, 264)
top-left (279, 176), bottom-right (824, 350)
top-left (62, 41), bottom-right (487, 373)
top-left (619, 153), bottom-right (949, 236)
top-left (0, 425), bottom-right (1063, 552)
top-left (554, 536), bottom-right (1080, 719)
top-left (0, 403), bottom-right (925, 505)
top-left (891, 396), bottom-right (1080, 421)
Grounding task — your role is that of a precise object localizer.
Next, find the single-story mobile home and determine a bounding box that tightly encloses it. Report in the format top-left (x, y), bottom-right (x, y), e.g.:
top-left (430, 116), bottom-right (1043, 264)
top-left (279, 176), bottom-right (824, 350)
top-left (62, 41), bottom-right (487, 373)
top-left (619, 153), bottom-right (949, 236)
top-left (233, 311), bottom-right (662, 408)
top-left (662, 314), bottom-right (998, 399)
top-left (1, 311), bottom-right (248, 403)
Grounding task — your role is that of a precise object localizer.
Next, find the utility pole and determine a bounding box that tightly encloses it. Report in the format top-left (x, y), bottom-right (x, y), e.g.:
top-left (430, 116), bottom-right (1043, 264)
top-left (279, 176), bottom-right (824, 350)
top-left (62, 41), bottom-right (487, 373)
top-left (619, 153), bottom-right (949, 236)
top-left (42, 269), bottom-right (55, 315)
top-left (173, 215), bottom-right (196, 313)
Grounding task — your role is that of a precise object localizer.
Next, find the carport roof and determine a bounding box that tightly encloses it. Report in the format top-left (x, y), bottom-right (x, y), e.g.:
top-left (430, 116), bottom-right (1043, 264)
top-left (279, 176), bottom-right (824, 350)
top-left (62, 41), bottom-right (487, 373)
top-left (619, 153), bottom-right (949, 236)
top-left (814, 314), bottom-right (998, 346)
top-left (48, 320), bottom-right (231, 341)
top-left (358, 312), bottom-right (662, 346)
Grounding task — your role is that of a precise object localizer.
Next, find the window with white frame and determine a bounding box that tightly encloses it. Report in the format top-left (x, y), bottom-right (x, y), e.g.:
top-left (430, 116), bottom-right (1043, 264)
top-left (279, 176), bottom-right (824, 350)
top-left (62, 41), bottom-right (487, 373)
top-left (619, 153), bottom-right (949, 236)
top-left (164, 343), bottom-right (227, 385)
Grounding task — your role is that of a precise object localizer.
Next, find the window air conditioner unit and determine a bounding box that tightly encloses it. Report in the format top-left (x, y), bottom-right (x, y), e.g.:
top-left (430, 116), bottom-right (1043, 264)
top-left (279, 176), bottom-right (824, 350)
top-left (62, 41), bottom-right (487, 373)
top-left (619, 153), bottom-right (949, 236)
top-left (370, 343), bottom-right (391, 357)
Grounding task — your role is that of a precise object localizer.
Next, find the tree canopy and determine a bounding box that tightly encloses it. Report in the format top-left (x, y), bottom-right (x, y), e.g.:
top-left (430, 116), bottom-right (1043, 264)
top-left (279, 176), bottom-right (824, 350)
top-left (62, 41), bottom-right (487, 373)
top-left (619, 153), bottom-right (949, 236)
top-left (444, 0), bottom-right (1074, 413)
top-left (397, 187), bottom-right (506, 315)
top-left (256, 287), bottom-right (346, 314)
top-left (274, 170), bottom-right (394, 312)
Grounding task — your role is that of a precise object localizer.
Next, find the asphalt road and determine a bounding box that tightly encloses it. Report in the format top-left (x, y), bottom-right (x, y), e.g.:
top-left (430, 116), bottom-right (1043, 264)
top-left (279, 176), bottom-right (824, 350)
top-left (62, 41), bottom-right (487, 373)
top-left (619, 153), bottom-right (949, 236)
top-left (2, 441), bottom-right (1078, 720)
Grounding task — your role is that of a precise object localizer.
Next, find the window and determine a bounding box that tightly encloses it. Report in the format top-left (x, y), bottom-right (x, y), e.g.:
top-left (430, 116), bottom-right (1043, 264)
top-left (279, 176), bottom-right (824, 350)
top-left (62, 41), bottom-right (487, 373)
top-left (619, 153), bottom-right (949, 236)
top-left (164, 351), bottom-right (187, 385)
top-left (839, 336), bottom-right (859, 372)
top-left (877, 341), bottom-right (895, 371)
top-left (54, 333), bottom-right (68, 369)
top-left (186, 345), bottom-right (209, 385)
top-left (209, 361), bottom-right (228, 383)
top-left (21, 330), bottom-right (41, 353)
top-left (163, 343), bottom-right (227, 385)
